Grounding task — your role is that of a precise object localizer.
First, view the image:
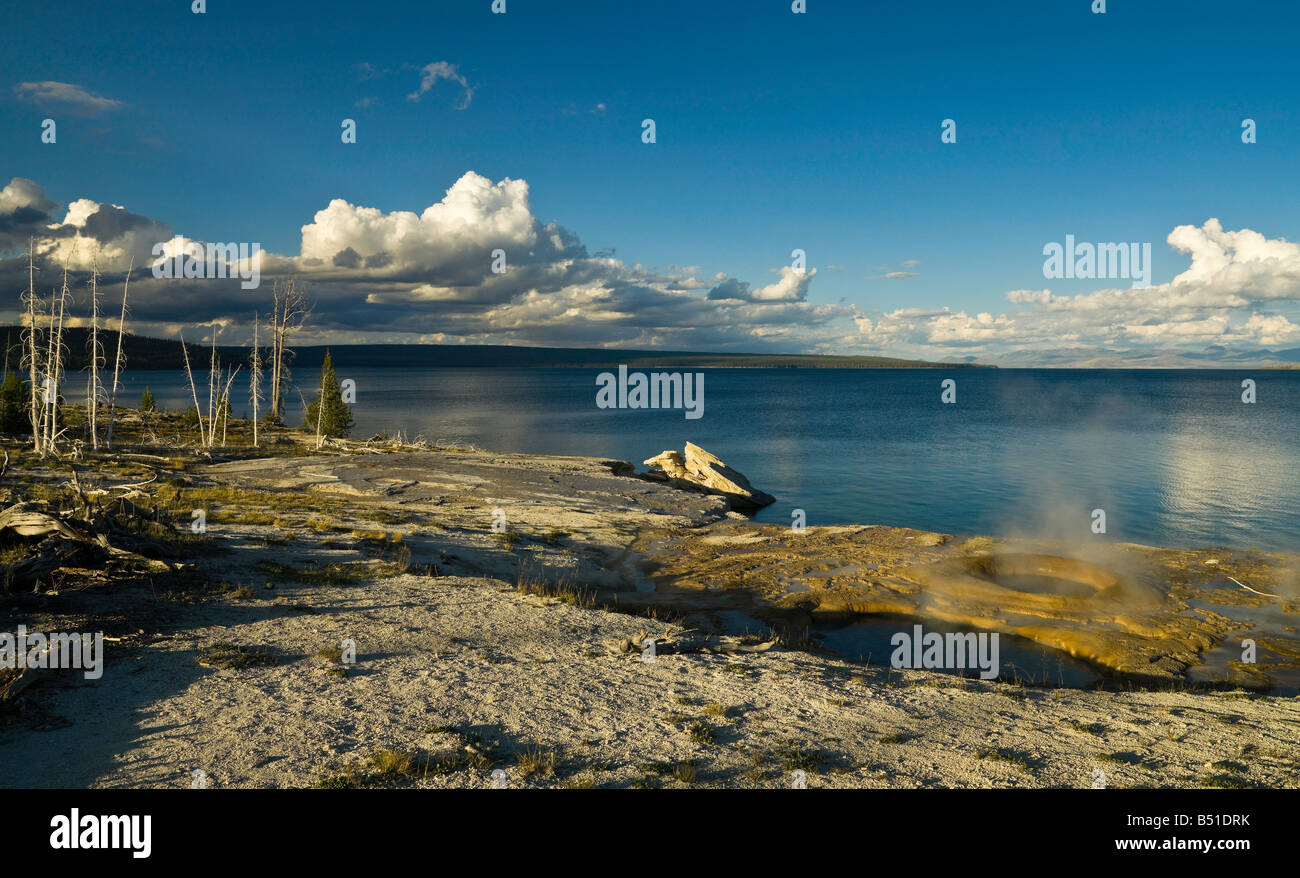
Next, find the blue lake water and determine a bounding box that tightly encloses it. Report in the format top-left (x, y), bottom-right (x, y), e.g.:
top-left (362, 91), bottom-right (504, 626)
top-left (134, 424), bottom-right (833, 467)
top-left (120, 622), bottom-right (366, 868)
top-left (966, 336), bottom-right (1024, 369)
top-left (119, 367), bottom-right (1300, 552)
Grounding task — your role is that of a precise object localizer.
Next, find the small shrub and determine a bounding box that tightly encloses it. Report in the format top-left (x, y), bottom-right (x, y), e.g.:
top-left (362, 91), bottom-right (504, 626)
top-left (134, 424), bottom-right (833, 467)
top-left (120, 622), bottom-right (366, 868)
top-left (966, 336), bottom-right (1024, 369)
top-left (686, 721), bottom-right (716, 746)
top-left (516, 745), bottom-right (557, 780)
top-left (196, 642), bottom-right (274, 670)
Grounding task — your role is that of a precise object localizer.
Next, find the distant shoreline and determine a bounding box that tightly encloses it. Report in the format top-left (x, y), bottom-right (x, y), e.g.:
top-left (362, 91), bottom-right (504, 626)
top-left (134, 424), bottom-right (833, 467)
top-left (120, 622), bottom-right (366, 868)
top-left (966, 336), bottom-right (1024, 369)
top-left (0, 326), bottom-right (976, 371)
top-left (7, 326), bottom-right (1299, 371)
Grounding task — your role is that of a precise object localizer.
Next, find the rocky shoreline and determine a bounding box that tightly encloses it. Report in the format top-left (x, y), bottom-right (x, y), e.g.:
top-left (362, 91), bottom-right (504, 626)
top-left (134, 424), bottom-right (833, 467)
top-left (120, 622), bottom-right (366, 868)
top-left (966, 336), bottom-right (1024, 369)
top-left (1, 444), bottom-right (1296, 788)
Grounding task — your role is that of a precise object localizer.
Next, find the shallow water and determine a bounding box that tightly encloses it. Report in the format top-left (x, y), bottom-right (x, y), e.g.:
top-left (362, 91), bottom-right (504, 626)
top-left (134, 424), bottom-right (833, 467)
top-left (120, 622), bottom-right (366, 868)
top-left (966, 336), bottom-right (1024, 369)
top-left (1184, 597), bottom-right (1300, 694)
top-left (119, 366), bottom-right (1300, 551)
top-left (811, 618), bottom-right (1101, 687)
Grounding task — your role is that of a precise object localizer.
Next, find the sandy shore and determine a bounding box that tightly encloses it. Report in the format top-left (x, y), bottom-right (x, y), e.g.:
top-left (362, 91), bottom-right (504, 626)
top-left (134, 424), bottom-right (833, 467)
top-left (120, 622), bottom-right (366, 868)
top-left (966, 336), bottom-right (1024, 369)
top-left (1, 448), bottom-right (1296, 788)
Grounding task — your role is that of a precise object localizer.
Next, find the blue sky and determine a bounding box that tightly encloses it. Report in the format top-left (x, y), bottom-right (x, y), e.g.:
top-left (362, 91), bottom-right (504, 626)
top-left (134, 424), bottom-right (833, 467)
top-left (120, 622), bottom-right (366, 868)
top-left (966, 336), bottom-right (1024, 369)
top-left (3, 0), bottom-right (1300, 362)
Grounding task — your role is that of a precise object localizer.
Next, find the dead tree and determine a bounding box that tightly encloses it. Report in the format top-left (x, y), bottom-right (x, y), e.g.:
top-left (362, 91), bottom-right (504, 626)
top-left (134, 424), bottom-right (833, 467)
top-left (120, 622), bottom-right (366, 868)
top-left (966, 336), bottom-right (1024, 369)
top-left (86, 250), bottom-right (104, 449)
top-left (41, 274), bottom-right (61, 454)
top-left (268, 277), bottom-right (309, 425)
top-left (314, 364), bottom-right (326, 449)
top-left (269, 288), bottom-right (280, 422)
top-left (219, 366), bottom-right (240, 446)
top-left (20, 238), bottom-right (43, 452)
top-left (249, 315), bottom-right (263, 448)
top-left (207, 325), bottom-right (218, 441)
top-left (179, 331), bottom-right (209, 447)
top-left (41, 247), bottom-right (74, 456)
top-left (105, 259), bottom-right (133, 448)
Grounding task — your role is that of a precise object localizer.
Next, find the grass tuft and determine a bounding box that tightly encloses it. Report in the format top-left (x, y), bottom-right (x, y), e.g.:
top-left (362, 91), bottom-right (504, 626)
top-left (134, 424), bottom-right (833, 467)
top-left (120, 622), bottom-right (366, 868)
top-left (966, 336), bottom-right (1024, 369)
top-left (196, 642), bottom-right (274, 670)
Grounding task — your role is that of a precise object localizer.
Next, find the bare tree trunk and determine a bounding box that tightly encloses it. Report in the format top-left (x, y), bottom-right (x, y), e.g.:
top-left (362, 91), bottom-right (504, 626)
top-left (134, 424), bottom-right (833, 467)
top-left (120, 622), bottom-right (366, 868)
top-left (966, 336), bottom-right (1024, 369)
top-left (250, 315), bottom-right (262, 448)
top-left (267, 276), bottom-right (310, 426)
top-left (87, 250), bottom-right (101, 450)
top-left (41, 259), bottom-right (63, 455)
top-left (207, 326), bottom-right (218, 447)
top-left (315, 365), bottom-right (325, 449)
top-left (219, 366), bottom-right (240, 447)
top-left (179, 332), bottom-right (208, 447)
top-left (45, 250), bottom-right (73, 455)
top-left (106, 259), bottom-right (132, 448)
top-left (23, 239), bottom-right (42, 452)
top-left (269, 284), bottom-right (282, 423)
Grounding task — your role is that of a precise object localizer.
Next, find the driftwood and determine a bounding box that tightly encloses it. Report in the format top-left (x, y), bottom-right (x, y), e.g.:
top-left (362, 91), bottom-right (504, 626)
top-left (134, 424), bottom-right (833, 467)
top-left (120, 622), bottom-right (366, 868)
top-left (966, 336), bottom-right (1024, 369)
top-left (615, 629), bottom-right (780, 659)
top-left (0, 662), bottom-right (51, 703)
top-left (0, 503), bottom-right (87, 540)
top-left (105, 474), bottom-right (159, 493)
top-left (4, 540), bottom-right (75, 590)
top-left (1226, 576), bottom-right (1279, 598)
top-left (0, 501), bottom-right (177, 592)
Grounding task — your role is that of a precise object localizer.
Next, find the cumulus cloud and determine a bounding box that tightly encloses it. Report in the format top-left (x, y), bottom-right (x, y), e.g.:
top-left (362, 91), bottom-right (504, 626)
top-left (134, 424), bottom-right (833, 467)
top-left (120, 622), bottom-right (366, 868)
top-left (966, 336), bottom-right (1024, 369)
top-left (13, 81), bottom-right (124, 114)
top-left (39, 197), bottom-right (174, 272)
top-left (5, 176), bottom-right (1297, 365)
top-left (0, 178), bottom-right (58, 250)
top-left (0, 179), bottom-right (179, 275)
top-left (707, 266), bottom-right (816, 302)
top-left (850, 219), bottom-right (1300, 360)
top-left (299, 172), bottom-right (543, 282)
top-left (706, 277), bottom-right (752, 300)
top-left (0, 172), bottom-right (839, 352)
top-left (0, 178), bottom-right (55, 217)
top-left (754, 266), bottom-right (816, 301)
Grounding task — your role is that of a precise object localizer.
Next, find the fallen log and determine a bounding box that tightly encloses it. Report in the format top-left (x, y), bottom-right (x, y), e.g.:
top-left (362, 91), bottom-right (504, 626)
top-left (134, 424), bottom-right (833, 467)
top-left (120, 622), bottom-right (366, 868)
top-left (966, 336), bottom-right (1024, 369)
top-left (614, 629), bottom-right (780, 658)
top-left (0, 503), bottom-right (87, 541)
top-left (0, 502), bottom-right (179, 592)
top-left (0, 664), bottom-right (51, 703)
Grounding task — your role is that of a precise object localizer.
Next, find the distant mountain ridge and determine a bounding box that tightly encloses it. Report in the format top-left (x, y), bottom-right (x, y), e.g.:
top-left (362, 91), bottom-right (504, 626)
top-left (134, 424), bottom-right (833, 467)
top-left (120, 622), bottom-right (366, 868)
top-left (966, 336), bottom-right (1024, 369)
top-left (0, 328), bottom-right (974, 372)
top-left (5, 327), bottom-right (1292, 371)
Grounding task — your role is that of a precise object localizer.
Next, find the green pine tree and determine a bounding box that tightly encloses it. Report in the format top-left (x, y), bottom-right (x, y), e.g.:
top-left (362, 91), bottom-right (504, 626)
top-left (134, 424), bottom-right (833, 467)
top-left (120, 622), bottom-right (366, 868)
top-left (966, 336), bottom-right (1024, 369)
top-left (302, 350), bottom-right (353, 438)
top-left (0, 372), bottom-right (30, 434)
top-left (140, 387), bottom-right (156, 412)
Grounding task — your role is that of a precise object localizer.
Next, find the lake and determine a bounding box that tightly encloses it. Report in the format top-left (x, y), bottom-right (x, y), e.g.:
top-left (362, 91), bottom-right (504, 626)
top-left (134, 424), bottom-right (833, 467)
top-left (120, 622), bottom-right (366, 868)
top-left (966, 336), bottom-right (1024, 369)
top-left (116, 366), bottom-right (1300, 552)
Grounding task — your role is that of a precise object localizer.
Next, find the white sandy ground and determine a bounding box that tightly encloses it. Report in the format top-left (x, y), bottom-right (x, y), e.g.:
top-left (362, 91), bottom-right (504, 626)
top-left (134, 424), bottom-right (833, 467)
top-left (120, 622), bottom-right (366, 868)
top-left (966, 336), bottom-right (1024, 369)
top-left (1, 451), bottom-right (1297, 789)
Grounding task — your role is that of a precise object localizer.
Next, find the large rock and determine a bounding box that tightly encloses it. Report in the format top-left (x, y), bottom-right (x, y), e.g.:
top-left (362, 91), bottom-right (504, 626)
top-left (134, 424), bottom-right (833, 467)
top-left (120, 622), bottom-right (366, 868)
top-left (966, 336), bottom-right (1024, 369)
top-left (642, 450), bottom-right (691, 480)
top-left (642, 442), bottom-right (775, 512)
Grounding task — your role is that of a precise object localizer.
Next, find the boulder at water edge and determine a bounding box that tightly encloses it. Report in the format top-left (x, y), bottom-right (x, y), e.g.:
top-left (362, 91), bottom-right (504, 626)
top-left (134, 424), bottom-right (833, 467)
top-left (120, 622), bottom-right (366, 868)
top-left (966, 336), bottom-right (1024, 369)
top-left (642, 442), bottom-right (775, 513)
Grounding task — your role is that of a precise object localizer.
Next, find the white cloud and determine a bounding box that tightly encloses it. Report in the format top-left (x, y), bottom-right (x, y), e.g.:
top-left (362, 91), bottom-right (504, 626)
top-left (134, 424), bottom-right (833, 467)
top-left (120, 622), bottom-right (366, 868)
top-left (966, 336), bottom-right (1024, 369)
top-left (13, 81), bottom-right (124, 114)
top-left (752, 265), bottom-right (816, 301)
top-left (1006, 289), bottom-right (1056, 305)
top-left (8, 179), bottom-right (1298, 365)
top-left (299, 172), bottom-right (536, 278)
top-left (1, 172), bottom-right (841, 352)
top-left (37, 197), bottom-right (172, 272)
top-left (406, 62), bottom-right (475, 109)
top-left (854, 219), bottom-right (1300, 359)
top-left (0, 177), bottom-right (54, 216)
